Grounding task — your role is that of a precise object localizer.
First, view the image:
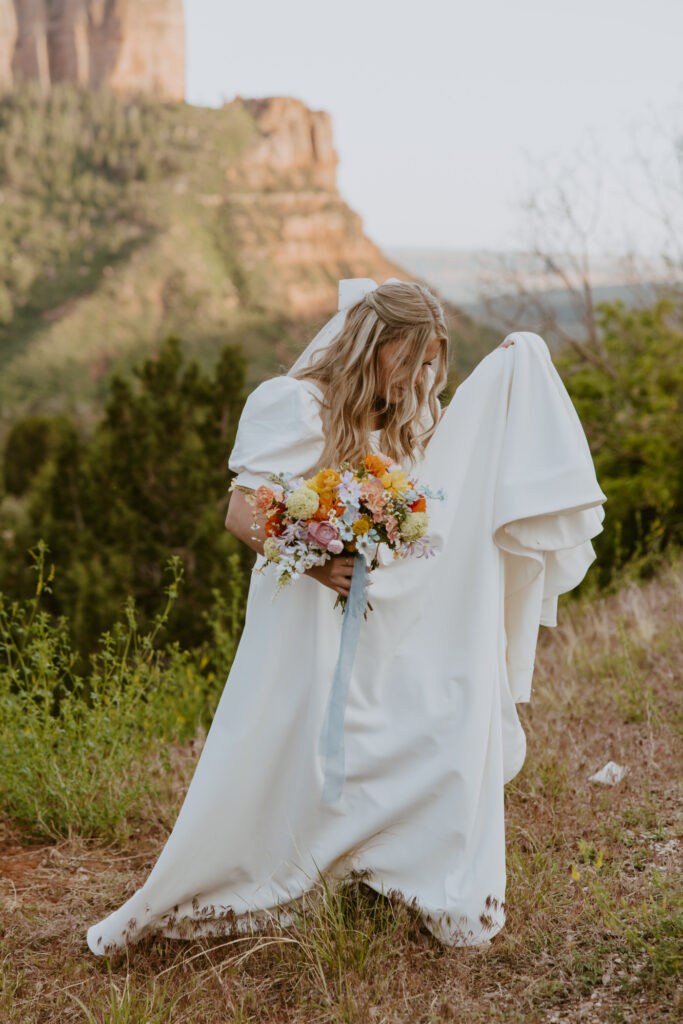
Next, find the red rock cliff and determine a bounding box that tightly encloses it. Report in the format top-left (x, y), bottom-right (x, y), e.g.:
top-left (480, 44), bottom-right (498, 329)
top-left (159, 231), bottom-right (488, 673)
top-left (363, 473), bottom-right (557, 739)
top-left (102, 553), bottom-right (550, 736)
top-left (0, 0), bottom-right (185, 99)
top-left (223, 95), bottom-right (405, 316)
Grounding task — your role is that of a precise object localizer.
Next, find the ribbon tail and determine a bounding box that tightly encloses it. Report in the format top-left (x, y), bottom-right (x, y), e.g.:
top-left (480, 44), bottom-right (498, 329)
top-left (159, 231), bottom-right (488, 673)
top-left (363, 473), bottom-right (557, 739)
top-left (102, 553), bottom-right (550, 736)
top-left (318, 553), bottom-right (369, 803)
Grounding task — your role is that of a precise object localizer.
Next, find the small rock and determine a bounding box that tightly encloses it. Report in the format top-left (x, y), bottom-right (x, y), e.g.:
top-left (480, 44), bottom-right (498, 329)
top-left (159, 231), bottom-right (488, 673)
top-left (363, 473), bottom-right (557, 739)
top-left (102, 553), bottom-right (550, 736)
top-left (589, 760), bottom-right (628, 785)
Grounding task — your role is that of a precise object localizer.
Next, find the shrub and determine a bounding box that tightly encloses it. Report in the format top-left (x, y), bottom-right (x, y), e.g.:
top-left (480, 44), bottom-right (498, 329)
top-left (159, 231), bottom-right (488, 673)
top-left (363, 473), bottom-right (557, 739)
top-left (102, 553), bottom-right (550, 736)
top-left (0, 540), bottom-right (246, 842)
top-left (558, 294), bottom-right (683, 587)
top-left (1, 336), bottom-right (250, 655)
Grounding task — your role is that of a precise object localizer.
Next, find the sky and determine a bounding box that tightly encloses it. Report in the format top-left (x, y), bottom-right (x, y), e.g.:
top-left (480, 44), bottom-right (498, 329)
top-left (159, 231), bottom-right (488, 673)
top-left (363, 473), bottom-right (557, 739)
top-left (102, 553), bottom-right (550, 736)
top-left (184, 0), bottom-right (683, 257)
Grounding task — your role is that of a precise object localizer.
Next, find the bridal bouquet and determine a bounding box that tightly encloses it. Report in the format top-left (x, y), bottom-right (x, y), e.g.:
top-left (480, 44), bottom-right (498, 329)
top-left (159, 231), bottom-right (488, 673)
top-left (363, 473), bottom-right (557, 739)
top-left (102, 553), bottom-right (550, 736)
top-left (230, 452), bottom-right (445, 609)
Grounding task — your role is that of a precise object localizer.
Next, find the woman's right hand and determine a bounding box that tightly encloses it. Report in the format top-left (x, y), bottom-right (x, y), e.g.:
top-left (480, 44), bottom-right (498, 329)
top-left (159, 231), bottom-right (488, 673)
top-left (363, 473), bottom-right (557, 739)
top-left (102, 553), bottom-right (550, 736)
top-left (305, 552), bottom-right (359, 597)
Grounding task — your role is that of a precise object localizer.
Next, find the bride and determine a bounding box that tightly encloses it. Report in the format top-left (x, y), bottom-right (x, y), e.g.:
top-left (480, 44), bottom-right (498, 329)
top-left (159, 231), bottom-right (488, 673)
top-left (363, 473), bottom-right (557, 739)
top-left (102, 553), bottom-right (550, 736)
top-left (228, 279), bottom-right (513, 604)
top-left (86, 277), bottom-right (605, 955)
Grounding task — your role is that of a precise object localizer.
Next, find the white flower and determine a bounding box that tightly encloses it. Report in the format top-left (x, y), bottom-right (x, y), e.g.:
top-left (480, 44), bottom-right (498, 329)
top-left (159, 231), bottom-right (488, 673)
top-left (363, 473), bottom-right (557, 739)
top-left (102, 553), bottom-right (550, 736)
top-left (337, 470), bottom-right (364, 505)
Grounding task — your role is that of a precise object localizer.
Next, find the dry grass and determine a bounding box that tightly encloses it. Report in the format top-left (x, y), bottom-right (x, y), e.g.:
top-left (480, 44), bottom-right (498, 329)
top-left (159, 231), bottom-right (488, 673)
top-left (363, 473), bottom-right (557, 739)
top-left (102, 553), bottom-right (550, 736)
top-left (1, 558), bottom-right (681, 1023)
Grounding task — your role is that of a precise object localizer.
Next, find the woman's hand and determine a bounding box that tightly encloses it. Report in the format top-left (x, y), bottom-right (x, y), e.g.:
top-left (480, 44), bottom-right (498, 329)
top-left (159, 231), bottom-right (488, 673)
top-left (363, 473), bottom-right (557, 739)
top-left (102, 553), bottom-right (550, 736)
top-left (305, 552), bottom-right (360, 597)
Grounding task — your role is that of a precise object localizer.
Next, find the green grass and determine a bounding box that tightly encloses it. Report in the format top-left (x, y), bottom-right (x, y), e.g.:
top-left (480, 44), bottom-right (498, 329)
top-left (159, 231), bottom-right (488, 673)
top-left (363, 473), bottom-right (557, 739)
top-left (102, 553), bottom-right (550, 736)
top-left (0, 556), bottom-right (680, 1021)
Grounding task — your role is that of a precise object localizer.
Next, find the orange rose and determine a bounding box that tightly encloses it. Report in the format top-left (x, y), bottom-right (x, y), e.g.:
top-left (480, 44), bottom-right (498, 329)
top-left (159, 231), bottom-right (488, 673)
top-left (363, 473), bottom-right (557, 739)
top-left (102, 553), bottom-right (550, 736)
top-left (312, 496), bottom-right (333, 521)
top-left (409, 496), bottom-right (427, 513)
top-left (312, 493), bottom-right (346, 521)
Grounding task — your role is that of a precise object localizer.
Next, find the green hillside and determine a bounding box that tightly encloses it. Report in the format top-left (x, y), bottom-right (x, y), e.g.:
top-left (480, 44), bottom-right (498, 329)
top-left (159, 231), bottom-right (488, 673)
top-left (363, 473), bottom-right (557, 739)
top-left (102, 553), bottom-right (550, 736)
top-left (0, 83), bottom-right (496, 448)
top-left (0, 89), bottom-right (303, 423)
top-left (0, 84), bottom-right (300, 430)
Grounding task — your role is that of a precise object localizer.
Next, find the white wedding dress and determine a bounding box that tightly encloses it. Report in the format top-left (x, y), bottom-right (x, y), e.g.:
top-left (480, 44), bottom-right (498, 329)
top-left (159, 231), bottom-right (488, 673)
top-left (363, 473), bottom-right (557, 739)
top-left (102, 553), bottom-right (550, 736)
top-left (86, 332), bottom-right (605, 955)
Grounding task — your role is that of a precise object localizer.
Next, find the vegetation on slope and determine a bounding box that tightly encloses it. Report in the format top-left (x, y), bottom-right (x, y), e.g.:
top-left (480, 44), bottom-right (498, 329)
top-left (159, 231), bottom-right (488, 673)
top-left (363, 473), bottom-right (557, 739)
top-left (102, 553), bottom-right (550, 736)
top-left (0, 82), bottom-right (495, 443)
top-left (0, 82), bottom-right (310, 428)
top-left (0, 550), bottom-right (680, 1022)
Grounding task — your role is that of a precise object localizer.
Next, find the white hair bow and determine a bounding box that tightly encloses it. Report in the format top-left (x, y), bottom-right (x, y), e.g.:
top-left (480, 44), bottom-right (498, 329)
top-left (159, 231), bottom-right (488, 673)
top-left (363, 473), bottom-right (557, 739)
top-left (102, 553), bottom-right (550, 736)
top-left (337, 277), bottom-right (403, 312)
top-left (288, 277), bottom-right (403, 377)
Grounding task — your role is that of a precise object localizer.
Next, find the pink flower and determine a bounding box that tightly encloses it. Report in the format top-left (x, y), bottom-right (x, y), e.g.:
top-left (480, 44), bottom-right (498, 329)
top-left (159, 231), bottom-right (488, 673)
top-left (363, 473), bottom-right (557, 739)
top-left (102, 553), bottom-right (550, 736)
top-left (327, 538), bottom-right (344, 554)
top-left (361, 478), bottom-right (388, 520)
top-left (307, 519), bottom-right (341, 551)
top-left (385, 515), bottom-right (400, 543)
top-left (255, 485), bottom-right (277, 512)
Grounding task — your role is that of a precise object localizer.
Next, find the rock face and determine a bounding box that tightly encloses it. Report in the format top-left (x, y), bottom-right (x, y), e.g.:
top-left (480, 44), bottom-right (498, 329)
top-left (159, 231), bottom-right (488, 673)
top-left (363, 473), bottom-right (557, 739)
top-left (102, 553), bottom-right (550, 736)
top-left (0, 0), bottom-right (185, 99)
top-left (227, 96), bottom-right (339, 192)
top-left (223, 95), bottom-right (405, 317)
top-left (0, 1), bottom-right (18, 91)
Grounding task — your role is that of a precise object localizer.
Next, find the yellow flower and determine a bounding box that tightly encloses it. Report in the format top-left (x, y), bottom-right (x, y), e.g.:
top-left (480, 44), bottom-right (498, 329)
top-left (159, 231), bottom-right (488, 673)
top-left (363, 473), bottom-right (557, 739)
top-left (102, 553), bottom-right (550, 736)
top-left (401, 511), bottom-right (428, 541)
top-left (571, 863), bottom-right (580, 882)
top-left (388, 469), bottom-right (411, 493)
top-left (352, 516), bottom-right (371, 535)
top-left (285, 486), bottom-right (320, 518)
top-left (378, 469), bottom-right (411, 497)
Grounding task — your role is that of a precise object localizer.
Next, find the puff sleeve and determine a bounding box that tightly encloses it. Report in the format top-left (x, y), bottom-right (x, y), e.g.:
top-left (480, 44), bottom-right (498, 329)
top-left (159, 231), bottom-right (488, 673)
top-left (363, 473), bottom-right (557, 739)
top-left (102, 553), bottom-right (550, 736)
top-left (228, 376), bottom-right (326, 491)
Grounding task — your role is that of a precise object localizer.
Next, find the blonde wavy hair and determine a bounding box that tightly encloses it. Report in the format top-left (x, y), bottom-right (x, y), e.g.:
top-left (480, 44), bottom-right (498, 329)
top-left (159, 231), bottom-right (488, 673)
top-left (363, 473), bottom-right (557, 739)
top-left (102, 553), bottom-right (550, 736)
top-left (291, 280), bottom-right (449, 471)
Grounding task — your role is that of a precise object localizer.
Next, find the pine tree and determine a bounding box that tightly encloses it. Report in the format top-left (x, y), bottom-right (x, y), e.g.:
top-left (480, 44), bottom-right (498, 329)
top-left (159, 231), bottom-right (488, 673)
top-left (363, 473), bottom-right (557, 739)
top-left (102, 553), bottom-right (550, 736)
top-left (2, 336), bottom-right (252, 653)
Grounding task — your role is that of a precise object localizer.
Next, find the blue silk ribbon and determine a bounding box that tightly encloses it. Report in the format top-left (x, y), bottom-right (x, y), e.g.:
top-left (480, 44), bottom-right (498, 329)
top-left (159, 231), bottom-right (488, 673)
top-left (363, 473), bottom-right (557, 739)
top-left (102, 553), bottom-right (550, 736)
top-left (318, 552), bottom-right (370, 803)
